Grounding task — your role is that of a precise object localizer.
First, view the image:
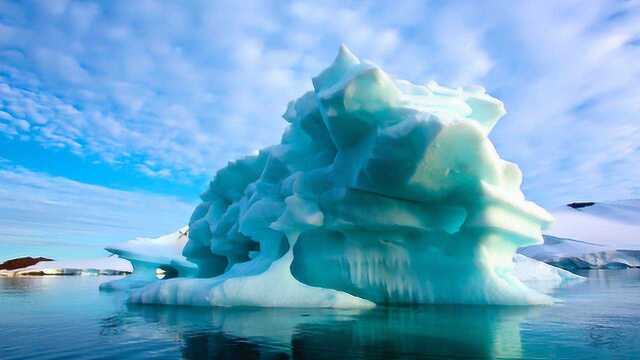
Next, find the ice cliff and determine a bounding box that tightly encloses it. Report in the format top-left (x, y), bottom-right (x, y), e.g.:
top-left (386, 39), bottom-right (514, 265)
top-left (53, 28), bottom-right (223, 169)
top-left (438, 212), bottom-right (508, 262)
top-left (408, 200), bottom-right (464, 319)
top-left (129, 45), bottom-right (555, 307)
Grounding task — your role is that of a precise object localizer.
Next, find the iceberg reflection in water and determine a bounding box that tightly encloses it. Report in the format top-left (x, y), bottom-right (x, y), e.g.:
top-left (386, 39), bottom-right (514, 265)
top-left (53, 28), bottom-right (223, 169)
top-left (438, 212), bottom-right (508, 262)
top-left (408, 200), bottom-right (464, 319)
top-left (2, 272), bottom-right (640, 359)
top-left (121, 304), bottom-right (534, 359)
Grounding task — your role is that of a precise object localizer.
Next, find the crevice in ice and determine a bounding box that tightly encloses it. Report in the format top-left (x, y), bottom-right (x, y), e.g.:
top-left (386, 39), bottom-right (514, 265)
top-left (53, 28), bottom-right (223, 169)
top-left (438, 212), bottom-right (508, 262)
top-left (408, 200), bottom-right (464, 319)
top-left (156, 265), bottom-right (179, 280)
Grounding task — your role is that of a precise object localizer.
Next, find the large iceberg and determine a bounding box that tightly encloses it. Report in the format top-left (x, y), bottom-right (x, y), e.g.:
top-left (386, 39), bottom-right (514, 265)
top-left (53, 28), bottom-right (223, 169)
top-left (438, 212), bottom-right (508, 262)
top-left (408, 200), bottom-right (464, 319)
top-left (129, 46), bottom-right (555, 307)
top-left (102, 229), bottom-right (579, 296)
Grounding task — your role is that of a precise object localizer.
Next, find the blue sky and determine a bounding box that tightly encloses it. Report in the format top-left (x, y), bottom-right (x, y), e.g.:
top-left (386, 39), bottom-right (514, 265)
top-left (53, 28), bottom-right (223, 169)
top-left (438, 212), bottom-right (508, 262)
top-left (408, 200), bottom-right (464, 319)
top-left (0, 0), bottom-right (639, 261)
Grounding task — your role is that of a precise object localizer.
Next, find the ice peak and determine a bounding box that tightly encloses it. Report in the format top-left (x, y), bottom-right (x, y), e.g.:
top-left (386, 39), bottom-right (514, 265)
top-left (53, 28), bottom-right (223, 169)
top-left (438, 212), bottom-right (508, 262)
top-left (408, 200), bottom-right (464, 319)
top-left (312, 44), bottom-right (364, 93)
top-left (336, 44), bottom-right (359, 65)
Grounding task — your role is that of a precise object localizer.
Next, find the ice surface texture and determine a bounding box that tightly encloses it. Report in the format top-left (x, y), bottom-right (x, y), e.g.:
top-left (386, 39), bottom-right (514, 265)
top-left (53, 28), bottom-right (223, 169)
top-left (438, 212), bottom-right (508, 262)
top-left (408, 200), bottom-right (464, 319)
top-left (129, 46), bottom-right (554, 307)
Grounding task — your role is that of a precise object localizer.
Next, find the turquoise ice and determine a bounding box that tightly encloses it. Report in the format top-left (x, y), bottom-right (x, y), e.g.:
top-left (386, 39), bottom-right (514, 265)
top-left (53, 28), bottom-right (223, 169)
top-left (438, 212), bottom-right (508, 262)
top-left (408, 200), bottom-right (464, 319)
top-left (129, 46), bottom-right (554, 307)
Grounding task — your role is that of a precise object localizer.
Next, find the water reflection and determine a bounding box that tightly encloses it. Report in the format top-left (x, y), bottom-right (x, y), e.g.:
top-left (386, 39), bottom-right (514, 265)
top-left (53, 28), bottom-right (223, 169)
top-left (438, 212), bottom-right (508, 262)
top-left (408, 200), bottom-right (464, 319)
top-left (119, 304), bottom-right (537, 359)
top-left (0, 276), bottom-right (38, 293)
top-left (0, 276), bottom-right (55, 294)
top-left (3, 272), bottom-right (639, 359)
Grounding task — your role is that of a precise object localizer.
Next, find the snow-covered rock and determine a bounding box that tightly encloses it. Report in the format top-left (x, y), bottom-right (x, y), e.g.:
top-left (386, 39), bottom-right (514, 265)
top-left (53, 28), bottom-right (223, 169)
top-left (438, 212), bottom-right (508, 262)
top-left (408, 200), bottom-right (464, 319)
top-left (520, 200), bottom-right (640, 269)
top-left (1, 257), bottom-right (132, 277)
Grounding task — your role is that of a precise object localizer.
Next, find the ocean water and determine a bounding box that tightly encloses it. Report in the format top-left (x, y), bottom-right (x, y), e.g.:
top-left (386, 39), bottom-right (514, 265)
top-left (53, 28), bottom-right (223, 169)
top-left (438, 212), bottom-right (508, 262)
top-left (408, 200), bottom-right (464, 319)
top-left (1, 271), bottom-right (639, 359)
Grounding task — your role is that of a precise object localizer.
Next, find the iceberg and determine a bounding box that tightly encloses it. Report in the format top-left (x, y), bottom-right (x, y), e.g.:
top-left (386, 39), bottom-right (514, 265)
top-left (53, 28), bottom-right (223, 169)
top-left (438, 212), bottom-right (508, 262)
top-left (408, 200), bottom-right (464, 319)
top-left (521, 200), bottom-right (640, 269)
top-left (99, 226), bottom-right (197, 291)
top-left (511, 254), bottom-right (583, 293)
top-left (104, 231), bottom-right (579, 297)
top-left (129, 45), bottom-right (556, 307)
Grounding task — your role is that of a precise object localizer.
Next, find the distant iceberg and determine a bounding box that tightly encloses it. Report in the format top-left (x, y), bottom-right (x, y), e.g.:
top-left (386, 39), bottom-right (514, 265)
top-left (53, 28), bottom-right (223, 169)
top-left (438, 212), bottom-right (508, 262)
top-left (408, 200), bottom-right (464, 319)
top-left (126, 45), bottom-right (560, 307)
top-left (0, 257), bottom-right (131, 277)
top-left (520, 199), bottom-right (640, 269)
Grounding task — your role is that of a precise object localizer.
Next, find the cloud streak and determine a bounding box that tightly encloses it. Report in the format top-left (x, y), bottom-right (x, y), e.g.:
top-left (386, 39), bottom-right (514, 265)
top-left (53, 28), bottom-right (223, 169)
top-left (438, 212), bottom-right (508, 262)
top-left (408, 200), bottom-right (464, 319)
top-left (0, 161), bottom-right (194, 260)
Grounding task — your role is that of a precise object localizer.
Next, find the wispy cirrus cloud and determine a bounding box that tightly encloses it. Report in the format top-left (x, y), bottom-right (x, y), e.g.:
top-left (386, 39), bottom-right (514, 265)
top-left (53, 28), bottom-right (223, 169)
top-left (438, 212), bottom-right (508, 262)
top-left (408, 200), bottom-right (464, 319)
top-left (484, 1), bottom-right (640, 204)
top-left (0, 1), bottom-right (491, 180)
top-left (0, 160), bottom-right (195, 260)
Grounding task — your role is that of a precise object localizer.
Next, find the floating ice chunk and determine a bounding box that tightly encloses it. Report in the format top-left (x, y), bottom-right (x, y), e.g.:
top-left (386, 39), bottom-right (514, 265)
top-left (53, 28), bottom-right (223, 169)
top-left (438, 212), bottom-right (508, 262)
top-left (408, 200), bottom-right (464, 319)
top-left (130, 46), bottom-right (555, 307)
top-left (512, 254), bottom-right (584, 293)
top-left (100, 226), bottom-right (197, 291)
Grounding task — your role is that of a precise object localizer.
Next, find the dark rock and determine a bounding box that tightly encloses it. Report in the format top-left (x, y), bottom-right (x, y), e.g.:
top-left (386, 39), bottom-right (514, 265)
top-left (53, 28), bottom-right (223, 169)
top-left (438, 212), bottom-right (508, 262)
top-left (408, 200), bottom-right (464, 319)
top-left (567, 201), bottom-right (595, 209)
top-left (0, 257), bottom-right (54, 270)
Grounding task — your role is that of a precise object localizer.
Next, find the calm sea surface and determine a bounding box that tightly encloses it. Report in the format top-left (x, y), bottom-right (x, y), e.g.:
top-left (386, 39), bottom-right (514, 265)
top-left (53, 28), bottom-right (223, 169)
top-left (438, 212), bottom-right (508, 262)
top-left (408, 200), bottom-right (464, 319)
top-left (1, 270), bottom-right (639, 359)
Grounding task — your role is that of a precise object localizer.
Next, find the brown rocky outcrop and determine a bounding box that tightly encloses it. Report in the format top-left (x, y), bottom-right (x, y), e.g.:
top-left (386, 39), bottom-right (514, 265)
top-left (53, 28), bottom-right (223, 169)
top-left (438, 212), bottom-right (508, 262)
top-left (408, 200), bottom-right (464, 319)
top-left (0, 257), bottom-right (53, 270)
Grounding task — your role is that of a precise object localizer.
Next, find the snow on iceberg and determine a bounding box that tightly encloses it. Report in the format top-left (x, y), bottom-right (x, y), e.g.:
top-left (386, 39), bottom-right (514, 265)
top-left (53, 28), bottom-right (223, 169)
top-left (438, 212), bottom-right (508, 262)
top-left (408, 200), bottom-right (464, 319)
top-left (129, 45), bottom-right (556, 307)
top-left (512, 254), bottom-right (583, 293)
top-left (521, 200), bottom-right (640, 269)
top-left (100, 226), bottom-right (198, 291)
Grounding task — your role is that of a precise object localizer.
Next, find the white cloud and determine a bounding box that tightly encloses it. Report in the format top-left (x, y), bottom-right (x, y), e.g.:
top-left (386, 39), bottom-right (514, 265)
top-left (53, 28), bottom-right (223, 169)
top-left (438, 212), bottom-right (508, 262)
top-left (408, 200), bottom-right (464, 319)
top-left (485, 1), bottom-right (640, 205)
top-left (136, 164), bottom-right (172, 178)
top-left (0, 162), bottom-right (194, 254)
top-left (0, 0), bottom-right (638, 207)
